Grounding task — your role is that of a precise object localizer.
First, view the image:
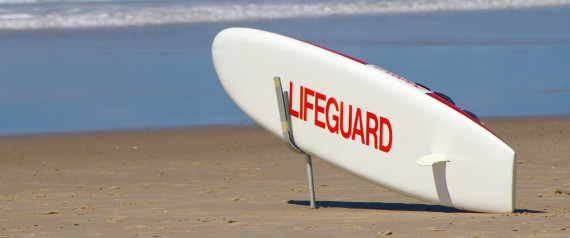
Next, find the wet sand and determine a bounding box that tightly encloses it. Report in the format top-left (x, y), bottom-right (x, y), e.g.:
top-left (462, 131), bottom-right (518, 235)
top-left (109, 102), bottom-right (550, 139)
top-left (0, 117), bottom-right (569, 237)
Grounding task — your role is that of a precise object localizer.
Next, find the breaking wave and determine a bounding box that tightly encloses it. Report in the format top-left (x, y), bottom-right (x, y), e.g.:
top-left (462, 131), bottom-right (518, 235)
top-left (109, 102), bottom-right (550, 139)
top-left (1, 0), bottom-right (569, 30)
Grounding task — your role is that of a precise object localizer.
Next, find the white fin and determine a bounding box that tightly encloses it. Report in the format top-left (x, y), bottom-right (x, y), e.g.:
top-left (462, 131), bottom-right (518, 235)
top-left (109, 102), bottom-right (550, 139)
top-left (417, 154), bottom-right (449, 166)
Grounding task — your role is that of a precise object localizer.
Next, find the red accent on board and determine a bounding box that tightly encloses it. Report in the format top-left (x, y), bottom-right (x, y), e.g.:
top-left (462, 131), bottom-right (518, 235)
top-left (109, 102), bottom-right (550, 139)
top-left (301, 40), bottom-right (369, 65)
top-left (295, 38), bottom-right (496, 141)
top-left (427, 93), bottom-right (496, 136)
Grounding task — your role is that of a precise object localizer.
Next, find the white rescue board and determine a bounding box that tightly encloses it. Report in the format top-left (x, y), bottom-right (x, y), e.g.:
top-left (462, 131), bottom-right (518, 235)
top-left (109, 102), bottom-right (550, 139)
top-left (212, 27), bottom-right (516, 213)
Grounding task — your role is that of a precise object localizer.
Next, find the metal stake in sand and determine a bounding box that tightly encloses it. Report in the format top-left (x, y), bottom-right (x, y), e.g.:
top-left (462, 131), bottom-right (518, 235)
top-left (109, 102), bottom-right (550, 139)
top-left (305, 154), bottom-right (316, 208)
top-left (274, 76), bottom-right (317, 209)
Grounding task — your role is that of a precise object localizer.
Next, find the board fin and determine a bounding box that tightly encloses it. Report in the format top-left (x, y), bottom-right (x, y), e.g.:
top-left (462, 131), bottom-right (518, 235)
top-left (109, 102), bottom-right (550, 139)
top-left (417, 154), bottom-right (449, 166)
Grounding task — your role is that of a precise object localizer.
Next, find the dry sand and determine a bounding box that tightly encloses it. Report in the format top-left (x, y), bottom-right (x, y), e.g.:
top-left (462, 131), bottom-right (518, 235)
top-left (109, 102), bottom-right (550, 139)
top-left (0, 118), bottom-right (569, 237)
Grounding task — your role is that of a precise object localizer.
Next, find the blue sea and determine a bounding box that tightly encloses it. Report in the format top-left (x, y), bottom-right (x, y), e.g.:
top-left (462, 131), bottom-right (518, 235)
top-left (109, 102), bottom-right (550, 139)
top-left (1, 0), bottom-right (569, 135)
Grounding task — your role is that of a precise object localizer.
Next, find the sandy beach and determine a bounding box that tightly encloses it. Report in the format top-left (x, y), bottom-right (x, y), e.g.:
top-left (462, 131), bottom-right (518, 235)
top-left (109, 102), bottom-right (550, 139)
top-left (0, 117), bottom-right (568, 237)
top-left (1, 1), bottom-right (569, 237)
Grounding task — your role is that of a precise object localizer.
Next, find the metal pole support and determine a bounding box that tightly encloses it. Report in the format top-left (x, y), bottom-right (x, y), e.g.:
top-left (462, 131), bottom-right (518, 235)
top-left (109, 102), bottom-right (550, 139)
top-left (274, 76), bottom-right (317, 209)
top-left (306, 154), bottom-right (316, 208)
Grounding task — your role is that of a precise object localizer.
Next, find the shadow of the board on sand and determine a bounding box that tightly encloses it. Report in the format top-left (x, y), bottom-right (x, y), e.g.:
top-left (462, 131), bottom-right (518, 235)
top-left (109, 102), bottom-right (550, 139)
top-left (513, 209), bottom-right (544, 214)
top-left (288, 200), bottom-right (474, 213)
top-left (288, 200), bottom-right (545, 214)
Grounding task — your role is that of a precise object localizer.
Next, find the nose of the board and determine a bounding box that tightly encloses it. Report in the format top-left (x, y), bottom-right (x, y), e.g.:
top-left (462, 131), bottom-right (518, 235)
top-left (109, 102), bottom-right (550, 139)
top-left (212, 28), bottom-right (232, 53)
top-left (212, 27), bottom-right (254, 54)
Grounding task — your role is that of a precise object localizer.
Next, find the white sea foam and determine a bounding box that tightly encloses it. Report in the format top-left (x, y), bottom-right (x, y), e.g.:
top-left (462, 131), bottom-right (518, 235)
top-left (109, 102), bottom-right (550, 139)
top-left (1, 0), bottom-right (569, 30)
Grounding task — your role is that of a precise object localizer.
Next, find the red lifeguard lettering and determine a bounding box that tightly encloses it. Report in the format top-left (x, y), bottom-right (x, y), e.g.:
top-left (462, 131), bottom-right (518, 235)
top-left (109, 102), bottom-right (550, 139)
top-left (314, 92), bottom-right (326, 129)
top-left (379, 116), bottom-right (392, 152)
top-left (299, 86), bottom-right (305, 120)
top-left (351, 108), bottom-right (364, 144)
top-left (285, 81), bottom-right (392, 154)
top-left (289, 81), bottom-right (299, 118)
top-left (315, 91), bottom-right (327, 129)
top-left (339, 102), bottom-right (352, 139)
top-left (303, 88), bottom-right (314, 122)
top-left (326, 97), bottom-right (339, 134)
top-left (366, 112), bottom-right (378, 149)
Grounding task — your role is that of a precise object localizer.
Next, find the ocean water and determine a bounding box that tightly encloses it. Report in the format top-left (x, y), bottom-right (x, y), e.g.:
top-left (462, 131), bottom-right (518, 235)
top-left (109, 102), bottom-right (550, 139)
top-left (1, 0), bottom-right (569, 135)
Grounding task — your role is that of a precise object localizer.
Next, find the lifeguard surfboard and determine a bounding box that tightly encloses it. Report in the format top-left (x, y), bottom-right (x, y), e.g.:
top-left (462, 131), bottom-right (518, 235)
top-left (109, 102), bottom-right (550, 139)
top-left (212, 27), bottom-right (516, 213)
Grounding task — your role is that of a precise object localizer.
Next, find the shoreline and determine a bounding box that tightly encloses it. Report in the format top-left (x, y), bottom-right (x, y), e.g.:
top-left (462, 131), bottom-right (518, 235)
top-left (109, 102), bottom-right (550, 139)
top-left (1, 117), bottom-right (569, 237)
top-left (1, 115), bottom-right (569, 138)
top-left (1, 115), bottom-right (568, 139)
